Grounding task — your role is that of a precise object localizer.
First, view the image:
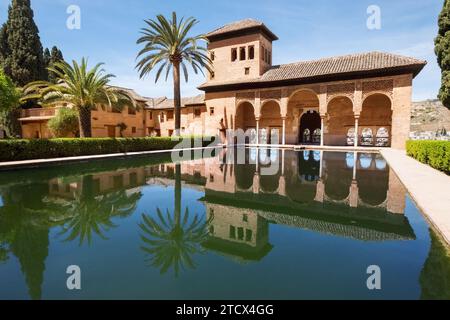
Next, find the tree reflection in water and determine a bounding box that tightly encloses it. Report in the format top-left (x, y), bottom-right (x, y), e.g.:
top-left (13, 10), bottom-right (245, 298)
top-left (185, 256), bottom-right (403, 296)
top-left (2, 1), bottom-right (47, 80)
top-left (139, 164), bottom-right (211, 277)
top-left (58, 175), bottom-right (142, 246)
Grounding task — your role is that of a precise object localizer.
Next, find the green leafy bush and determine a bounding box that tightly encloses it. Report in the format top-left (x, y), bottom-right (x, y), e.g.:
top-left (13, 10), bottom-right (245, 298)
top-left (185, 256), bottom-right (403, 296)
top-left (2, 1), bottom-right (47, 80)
top-left (0, 70), bottom-right (21, 138)
top-left (406, 140), bottom-right (450, 173)
top-left (47, 107), bottom-right (79, 137)
top-left (0, 136), bottom-right (217, 162)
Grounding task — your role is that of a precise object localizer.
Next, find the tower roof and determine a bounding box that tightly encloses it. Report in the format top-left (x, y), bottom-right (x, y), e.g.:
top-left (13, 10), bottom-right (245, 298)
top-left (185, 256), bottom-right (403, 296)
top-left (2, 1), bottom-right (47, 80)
top-left (206, 18), bottom-right (278, 42)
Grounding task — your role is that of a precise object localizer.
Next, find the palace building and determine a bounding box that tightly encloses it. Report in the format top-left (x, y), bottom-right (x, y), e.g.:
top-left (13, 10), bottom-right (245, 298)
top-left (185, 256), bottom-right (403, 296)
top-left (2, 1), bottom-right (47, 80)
top-left (19, 19), bottom-right (426, 149)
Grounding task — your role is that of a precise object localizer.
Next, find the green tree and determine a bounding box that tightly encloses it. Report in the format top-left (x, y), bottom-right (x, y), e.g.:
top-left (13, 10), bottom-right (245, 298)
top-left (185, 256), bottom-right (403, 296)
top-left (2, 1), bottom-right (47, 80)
top-left (139, 165), bottom-right (211, 276)
top-left (47, 107), bottom-right (79, 137)
top-left (0, 24), bottom-right (8, 66)
top-left (436, 0), bottom-right (450, 109)
top-left (59, 175), bottom-right (141, 246)
top-left (46, 46), bottom-right (64, 83)
top-left (136, 12), bottom-right (211, 135)
top-left (0, 70), bottom-right (21, 137)
top-left (43, 48), bottom-right (51, 80)
top-left (1, 0), bottom-right (46, 86)
top-left (23, 58), bottom-right (136, 137)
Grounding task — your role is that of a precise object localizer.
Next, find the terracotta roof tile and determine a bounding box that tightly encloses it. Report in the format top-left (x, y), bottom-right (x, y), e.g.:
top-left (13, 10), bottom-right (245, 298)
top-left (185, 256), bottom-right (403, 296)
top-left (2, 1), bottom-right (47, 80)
top-left (198, 51), bottom-right (427, 90)
top-left (145, 94), bottom-right (205, 110)
top-left (206, 18), bottom-right (278, 41)
top-left (207, 19), bottom-right (264, 37)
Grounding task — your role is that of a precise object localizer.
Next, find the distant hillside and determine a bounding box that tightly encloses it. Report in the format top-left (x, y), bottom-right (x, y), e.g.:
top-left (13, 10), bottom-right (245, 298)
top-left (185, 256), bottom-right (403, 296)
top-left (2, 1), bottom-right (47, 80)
top-left (411, 99), bottom-right (450, 133)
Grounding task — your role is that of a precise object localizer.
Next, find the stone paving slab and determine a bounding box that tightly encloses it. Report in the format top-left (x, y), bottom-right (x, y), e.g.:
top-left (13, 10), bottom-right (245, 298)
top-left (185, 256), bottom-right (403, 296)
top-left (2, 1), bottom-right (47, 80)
top-left (381, 148), bottom-right (450, 245)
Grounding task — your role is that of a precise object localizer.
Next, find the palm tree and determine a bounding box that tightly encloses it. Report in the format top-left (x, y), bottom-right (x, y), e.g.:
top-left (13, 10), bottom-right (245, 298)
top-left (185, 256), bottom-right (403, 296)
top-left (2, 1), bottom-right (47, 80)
top-left (136, 12), bottom-right (211, 135)
top-left (58, 175), bottom-right (142, 246)
top-left (23, 58), bottom-right (136, 137)
top-left (139, 164), bottom-right (212, 276)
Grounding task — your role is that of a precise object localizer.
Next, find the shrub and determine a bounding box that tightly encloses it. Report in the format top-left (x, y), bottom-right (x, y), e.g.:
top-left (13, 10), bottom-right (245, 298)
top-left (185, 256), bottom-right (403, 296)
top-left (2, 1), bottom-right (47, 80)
top-left (47, 107), bottom-right (79, 137)
top-left (0, 70), bottom-right (21, 138)
top-left (0, 136), bottom-right (217, 162)
top-left (406, 140), bottom-right (450, 174)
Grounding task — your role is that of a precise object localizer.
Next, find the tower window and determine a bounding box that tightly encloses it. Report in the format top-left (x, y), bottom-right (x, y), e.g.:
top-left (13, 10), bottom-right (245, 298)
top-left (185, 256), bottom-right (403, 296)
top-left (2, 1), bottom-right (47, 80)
top-left (210, 107), bottom-right (215, 116)
top-left (231, 48), bottom-right (237, 61)
top-left (248, 46), bottom-right (255, 59)
top-left (261, 46), bottom-right (265, 62)
top-left (268, 51), bottom-right (272, 64)
top-left (210, 71), bottom-right (215, 79)
top-left (210, 51), bottom-right (215, 61)
top-left (239, 47), bottom-right (246, 60)
top-left (245, 67), bottom-right (250, 75)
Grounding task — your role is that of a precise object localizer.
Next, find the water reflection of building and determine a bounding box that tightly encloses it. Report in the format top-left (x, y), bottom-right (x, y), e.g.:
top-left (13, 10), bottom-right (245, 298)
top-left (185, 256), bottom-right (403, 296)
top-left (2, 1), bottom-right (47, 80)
top-left (45, 149), bottom-right (414, 263)
top-left (202, 204), bottom-right (272, 263)
top-left (201, 149), bottom-right (415, 262)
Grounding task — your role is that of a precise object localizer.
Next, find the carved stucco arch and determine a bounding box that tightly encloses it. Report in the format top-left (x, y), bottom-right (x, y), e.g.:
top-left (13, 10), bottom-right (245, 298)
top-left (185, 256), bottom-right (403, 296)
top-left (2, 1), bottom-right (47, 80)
top-left (260, 99), bottom-right (282, 117)
top-left (326, 83), bottom-right (355, 105)
top-left (287, 87), bottom-right (320, 101)
top-left (362, 92), bottom-right (394, 111)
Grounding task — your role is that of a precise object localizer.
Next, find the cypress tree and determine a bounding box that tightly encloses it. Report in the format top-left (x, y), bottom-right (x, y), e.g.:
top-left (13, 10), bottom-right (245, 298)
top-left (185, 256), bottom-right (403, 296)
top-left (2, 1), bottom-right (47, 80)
top-left (0, 24), bottom-right (9, 66)
top-left (47, 46), bottom-right (64, 83)
top-left (435, 0), bottom-right (450, 110)
top-left (43, 47), bottom-right (51, 80)
top-left (2, 0), bottom-right (46, 86)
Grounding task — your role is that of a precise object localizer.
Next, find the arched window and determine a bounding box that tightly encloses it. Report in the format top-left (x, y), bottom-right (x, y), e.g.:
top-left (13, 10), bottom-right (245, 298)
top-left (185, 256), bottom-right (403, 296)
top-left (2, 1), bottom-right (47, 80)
top-left (346, 152), bottom-right (355, 168)
top-left (248, 46), bottom-right (255, 60)
top-left (360, 128), bottom-right (373, 146)
top-left (270, 149), bottom-right (278, 162)
top-left (375, 154), bottom-right (387, 170)
top-left (347, 128), bottom-right (355, 146)
top-left (247, 128), bottom-right (257, 144)
top-left (303, 150), bottom-right (310, 161)
top-left (313, 151), bottom-right (321, 162)
top-left (303, 129), bottom-right (311, 143)
top-left (359, 153), bottom-right (373, 169)
top-left (259, 148), bottom-right (268, 164)
top-left (259, 128), bottom-right (268, 144)
top-left (376, 127), bottom-right (390, 147)
top-left (312, 128), bottom-right (321, 144)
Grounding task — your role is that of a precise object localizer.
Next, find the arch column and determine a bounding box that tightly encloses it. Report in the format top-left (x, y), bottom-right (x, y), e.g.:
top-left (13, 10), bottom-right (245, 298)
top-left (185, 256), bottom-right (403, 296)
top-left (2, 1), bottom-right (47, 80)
top-left (354, 116), bottom-right (360, 148)
top-left (320, 115), bottom-right (325, 147)
top-left (282, 117), bottom-right (286, 145)
top-left (256, 117), bottom-right (260, 145)
top-left (349, 180), bottom-right (359, 208)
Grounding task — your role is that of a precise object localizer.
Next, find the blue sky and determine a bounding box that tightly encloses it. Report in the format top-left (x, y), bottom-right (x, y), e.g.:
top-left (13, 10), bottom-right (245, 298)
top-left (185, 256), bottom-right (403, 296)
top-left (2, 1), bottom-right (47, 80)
top-left (0, 0), bottom-right (442, 100)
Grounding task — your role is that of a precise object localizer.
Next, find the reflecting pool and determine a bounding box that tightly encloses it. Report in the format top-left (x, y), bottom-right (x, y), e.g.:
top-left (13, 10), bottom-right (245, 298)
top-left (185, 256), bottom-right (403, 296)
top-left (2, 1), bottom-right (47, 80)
top-left (0, 149), bottom-right (449, 300)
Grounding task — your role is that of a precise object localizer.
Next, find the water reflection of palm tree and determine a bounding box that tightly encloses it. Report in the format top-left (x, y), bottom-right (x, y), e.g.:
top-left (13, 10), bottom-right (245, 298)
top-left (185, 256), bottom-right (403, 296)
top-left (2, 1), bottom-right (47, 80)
top-left (0, 185), bottom-right (51, 300)
top-left (59, 175), bottom-right (141, 245)
top-left (139, 164), bottom-right (210, 276)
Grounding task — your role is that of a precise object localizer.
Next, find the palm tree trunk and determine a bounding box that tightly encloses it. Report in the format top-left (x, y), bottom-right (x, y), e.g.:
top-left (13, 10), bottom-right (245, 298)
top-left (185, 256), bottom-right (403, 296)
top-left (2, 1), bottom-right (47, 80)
top-left (78, 106), bottom-right (92, 138)
top-left (173, 62), bottom-right (181, 136)
top-left (174, 163), bottom-right (181, 226)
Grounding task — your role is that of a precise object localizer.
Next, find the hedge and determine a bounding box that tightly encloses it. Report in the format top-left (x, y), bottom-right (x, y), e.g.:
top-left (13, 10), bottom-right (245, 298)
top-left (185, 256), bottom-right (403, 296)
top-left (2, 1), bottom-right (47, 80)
top-left (0, 136), bottom-right (217, 162)
top-left (406, 140), bottom-right (450, 174)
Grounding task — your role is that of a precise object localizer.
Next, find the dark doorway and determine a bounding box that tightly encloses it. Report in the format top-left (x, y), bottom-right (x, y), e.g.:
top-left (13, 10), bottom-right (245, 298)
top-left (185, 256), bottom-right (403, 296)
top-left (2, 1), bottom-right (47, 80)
top-left (299, 111), bottom-right (321, 144)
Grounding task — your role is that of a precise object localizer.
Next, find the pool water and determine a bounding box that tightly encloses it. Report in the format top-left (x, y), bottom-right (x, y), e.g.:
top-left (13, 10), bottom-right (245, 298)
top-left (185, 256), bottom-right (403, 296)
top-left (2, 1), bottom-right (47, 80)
top-left (0, 148), bottom-right (449, 300)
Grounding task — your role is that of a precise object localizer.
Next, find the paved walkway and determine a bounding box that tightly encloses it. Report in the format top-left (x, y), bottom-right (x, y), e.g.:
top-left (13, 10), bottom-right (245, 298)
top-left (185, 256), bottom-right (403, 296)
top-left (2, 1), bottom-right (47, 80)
top-left (381, 149), bottom-right (450, 245)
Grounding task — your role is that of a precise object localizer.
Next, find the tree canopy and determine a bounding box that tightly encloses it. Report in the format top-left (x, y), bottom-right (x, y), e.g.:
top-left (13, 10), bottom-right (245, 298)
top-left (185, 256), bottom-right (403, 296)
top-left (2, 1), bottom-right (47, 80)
top-left (435, 0), bottom-right (450, 109)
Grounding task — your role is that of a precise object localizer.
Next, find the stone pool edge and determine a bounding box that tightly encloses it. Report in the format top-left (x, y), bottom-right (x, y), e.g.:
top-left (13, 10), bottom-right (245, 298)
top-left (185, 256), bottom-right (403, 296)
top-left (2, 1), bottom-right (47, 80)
top-left (380, 148), bottom-right (450, 246)
top-left (0, 145), bottom-right (223, 171)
